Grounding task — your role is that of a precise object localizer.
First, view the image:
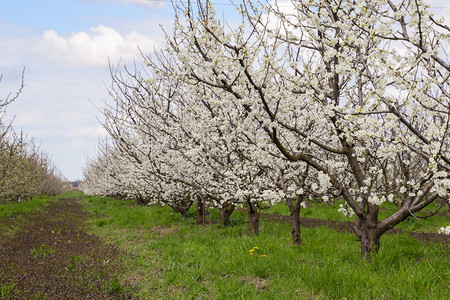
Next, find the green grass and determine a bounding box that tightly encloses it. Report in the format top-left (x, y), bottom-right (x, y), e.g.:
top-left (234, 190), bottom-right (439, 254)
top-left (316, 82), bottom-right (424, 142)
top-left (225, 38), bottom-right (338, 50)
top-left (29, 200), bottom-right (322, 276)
top-left (58, 190), bottom-right (84, 199)
top-left (0, 190), bottom-right (87, 218)
top-left (81, 195), bottom-right (450, 299)
top-left (0, 190), bottom-right (85, 221)
top-left (265, 200), bottom-right (449, 233)
top-left (0, 196), bottom-right (57, 220)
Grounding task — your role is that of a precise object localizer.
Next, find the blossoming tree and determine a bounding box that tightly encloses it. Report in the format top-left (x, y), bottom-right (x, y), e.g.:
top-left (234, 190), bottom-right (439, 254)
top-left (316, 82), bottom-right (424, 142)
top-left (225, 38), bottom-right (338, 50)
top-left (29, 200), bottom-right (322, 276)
top-left (161, 0), bottom-right (448, 257)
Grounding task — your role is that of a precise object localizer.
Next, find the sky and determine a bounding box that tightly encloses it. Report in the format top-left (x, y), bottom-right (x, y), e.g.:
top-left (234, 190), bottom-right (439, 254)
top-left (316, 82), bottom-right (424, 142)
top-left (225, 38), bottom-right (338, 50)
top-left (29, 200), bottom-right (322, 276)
top-left (0, 0), bottom-right (448, 181)
top-left (0, 0), bottom-right (227, 181)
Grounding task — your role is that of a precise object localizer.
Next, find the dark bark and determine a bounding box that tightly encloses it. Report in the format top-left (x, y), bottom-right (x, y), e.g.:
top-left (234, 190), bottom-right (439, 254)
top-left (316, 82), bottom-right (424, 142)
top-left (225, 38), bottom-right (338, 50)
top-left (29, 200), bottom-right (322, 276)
top-left (246, 199), bottom-right (260, 235)
top-left (395, 197), bottom-right (404, 211)
top-left (219, 202), bottom-right (235, 227)
top-left (353, 203), bottom-right (383, 259)
top-left (196, 196), bottom-right (205, 225)
top-left (359, 227), bottom-right (382, 259)
top-left (286, 196), bottom-right (302, 245)
top-left (135, 195), bottom-right (149, 206)
top-left (168, 198), bottom-right (193, 218)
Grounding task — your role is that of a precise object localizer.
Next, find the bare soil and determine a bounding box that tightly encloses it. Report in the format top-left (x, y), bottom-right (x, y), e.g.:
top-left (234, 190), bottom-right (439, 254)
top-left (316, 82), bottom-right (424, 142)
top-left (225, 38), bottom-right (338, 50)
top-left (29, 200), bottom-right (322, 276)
top-left (0, 198), bottom-right (132, 299)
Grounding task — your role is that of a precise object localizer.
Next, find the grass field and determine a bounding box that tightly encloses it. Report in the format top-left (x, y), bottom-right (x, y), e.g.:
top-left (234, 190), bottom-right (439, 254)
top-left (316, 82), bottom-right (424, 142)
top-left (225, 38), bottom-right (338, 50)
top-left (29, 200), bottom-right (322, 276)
top-left (1, 192), bottom-right (447, 299)
top-left (0, 191), bottom-right (85, 220)
top-left (79, 193), bottom-right (449, 299)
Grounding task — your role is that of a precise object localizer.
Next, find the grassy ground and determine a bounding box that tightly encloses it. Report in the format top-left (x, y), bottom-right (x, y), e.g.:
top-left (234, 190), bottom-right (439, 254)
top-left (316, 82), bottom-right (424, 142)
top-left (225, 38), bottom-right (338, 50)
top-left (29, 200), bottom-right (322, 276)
top-left (81, 194), bottom-right (449, 299)
top-left (0, 195), bottom-right (55, 219)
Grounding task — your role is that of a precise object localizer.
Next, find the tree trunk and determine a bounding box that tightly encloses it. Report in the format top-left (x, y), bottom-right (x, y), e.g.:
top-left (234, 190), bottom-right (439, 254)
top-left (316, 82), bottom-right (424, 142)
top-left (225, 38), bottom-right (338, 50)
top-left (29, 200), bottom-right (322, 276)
top-left (219, 203), bottom-right (235, 227)
top-left (359, 228), bottom-right (382, 259)
top-left (286, 196), bottom-right (302, 245)
top-left (246, 199), bottom-right (259, 235)
top-left (168, 199), bottom-right (193, 218)
top-left (196, 196), bottom-right (205, 225)
top-left (136, 195), bottom-right (148, 206)
top-left (353, 203), bottom-right (382, 259)
top-left (396, 199), bottom-right (403, 211)
top-left (350, 191), bottom-right (438, 259)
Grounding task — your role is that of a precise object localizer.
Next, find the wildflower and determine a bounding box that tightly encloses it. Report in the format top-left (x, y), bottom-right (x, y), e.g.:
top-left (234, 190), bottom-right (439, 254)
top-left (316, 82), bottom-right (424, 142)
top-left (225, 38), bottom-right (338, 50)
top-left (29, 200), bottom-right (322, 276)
top-left (248, 246), bottom-right (267, 257)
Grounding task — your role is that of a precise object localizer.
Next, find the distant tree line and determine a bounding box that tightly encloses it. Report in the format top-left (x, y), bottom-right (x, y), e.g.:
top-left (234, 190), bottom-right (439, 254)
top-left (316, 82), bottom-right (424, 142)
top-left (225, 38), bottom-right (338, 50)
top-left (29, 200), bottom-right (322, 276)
top-left (0, 71), bottom-right (71, 203)
top-left (70, 180), bottom-right (81, 188)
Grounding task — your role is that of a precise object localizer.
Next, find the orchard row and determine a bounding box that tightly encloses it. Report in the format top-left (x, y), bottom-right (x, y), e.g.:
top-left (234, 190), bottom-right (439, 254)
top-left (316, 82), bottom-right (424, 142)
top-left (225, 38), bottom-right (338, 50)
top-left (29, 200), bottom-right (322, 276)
top-left (0, 72), bottom-right (70, 203)
top-left (81, 0), bottom-right (449, 258)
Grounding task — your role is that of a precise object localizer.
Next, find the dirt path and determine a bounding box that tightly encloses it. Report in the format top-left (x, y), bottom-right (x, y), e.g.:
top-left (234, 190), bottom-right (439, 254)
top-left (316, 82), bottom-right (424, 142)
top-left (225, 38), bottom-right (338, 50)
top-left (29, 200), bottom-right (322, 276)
top-left (0, 198), bottom-right (131, 299)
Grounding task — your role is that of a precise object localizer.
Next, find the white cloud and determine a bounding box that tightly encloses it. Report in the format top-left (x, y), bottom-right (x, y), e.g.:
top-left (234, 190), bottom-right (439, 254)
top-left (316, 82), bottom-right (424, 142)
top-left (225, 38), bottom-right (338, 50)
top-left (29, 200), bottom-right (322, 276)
top-left (79, 0), bottom-right (166, 9)
top-left (113, 0), bottom-right (165, 8)
top-left (68, 126), bottom-right (108, 139)
top-left (38, 25), bottom-right (156, 67)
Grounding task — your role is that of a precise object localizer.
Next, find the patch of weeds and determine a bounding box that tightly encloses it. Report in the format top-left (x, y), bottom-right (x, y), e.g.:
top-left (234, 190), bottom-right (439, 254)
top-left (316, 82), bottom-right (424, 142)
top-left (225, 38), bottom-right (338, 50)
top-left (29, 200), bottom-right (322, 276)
top-left (71, 254), bottom-right (83, 263)
top-left (96, 219), bottom-right (110, 227)
top-left (65, 262), bottom-right (74, 272)
top-left (30, 248), bottom-right (38, 258)
top-left (65, 255), bottom-right (84, 272)
top-left (33, 291), bottom-right (48, 299)
top-left (39, 244), bottom-right (47, 257)
top-left (105, 277), bottom-right (123, 294)
top-left (0, 279), bottom-right (16, 298)
top-left (248, 246), bottom-right (267, 258)
top-left (30, 244), bottom-right (55, 258)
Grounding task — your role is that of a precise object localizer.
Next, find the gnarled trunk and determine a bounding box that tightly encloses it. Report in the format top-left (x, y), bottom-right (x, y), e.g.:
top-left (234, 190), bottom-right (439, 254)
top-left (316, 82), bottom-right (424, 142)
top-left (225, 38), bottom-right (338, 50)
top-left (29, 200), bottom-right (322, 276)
top-left (359, 227), bottom-right (382, 258)
top-left (219, 203), bottom-right (235, 227)
top-left (168, 198), bottom-right (193, 218)
top-left (354, 203), bottom-right (382, 259)
top-left (246, 199), bottom-right (259, 235)
top-left (196, 196), bottom-right (205, 225)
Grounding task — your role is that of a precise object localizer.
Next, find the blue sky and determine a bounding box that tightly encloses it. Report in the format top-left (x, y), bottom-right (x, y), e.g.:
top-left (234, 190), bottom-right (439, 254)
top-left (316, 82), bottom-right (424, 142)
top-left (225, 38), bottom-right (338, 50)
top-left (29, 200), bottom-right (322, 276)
top-left (0, 0), bottom-right (242, 181)
top-left (0, 0), bottom-right (179, 181)
top-left (0, 0), bottom-right (448, 181)
top-left (2, 0), bottom-right (165, 34)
